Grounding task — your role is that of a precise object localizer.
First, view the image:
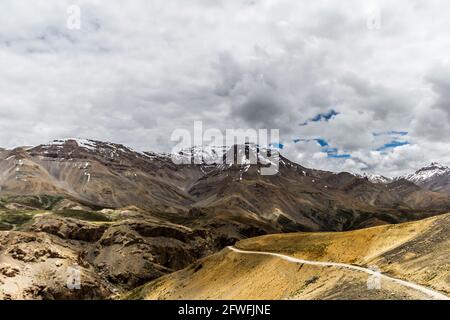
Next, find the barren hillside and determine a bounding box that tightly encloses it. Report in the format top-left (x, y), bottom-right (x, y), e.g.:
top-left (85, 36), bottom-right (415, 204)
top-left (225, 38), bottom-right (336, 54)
top-left (128, 213), bottom-right (450, 300)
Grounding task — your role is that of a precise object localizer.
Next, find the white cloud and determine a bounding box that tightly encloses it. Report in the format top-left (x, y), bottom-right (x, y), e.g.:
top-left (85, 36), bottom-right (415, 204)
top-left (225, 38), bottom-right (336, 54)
top-left (1, 0), bottom-right (450, 176)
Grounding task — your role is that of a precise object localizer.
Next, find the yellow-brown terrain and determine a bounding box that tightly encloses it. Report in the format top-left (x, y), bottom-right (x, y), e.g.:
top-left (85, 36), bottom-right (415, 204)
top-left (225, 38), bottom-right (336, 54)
top-left (127, 213), bottom-right (450, 300)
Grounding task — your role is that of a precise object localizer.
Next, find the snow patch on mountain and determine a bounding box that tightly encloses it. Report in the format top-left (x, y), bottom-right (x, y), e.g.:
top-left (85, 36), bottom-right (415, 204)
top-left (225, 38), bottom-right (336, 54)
top-left (353, 172), bottom-right (392, 184)
top-left (169, 144), bottom-right (280, 166)
top-left (401, 162), bottom-right (450, 184)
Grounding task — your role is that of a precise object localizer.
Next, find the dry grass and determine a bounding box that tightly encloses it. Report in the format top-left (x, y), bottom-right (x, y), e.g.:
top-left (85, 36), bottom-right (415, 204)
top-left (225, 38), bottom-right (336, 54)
top-left (235, 215), bottom-right (435, 264)
top-left (125, 213), bottom-right (450, 300)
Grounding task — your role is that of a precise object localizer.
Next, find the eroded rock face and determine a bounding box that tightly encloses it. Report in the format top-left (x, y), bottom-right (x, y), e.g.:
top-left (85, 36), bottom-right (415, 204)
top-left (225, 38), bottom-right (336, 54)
top-left (29, 215), bottom-right (107, 242)
top-left (0, 209), bottom-right (223, 299)
top-left (0, 231), bottom-right (113, 300)
top-left (85, 219), bottom-right (214, 290)
top-left (0, 264), bottom-right (20, 277)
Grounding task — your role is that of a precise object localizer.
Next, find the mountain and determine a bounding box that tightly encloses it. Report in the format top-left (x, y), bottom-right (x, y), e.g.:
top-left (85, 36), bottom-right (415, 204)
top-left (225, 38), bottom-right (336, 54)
top-left (401, 162), bottom-right (450, 194)
top-left (128, 213), bottom-right (450, 300)
top-left (1, 138), bottom-right (449, 233)
top-left (355, 173), bottom-right (393, 184)
top-left (354, 162), bottom-right (450, 195)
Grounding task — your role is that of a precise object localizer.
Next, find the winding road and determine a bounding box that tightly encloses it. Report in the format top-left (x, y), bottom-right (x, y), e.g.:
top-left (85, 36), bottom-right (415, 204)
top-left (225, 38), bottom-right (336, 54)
top-left (227, 246), bottom-right (450, 300)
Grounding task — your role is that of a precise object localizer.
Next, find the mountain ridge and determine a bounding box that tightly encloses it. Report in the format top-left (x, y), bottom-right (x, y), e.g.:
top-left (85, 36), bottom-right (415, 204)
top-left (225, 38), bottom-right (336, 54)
top-left (0, 138), bottom-right (449, 233)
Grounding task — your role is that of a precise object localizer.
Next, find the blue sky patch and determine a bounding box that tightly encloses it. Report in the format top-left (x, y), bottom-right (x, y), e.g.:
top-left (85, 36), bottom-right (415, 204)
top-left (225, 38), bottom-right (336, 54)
top-left (376, 140), bottom-right (409, 151)
top-left (373, 131), bottom-right (408, 137)
top-left (325, 147), bottom-right (351, 159)
top-left (314, 138), bottom-right (329, 147)
top-left (327, 153), bottom-right (351, 159)
top-left (292, 138), bottom-right (351, 159)
top-left (311, 110), bottom-right (339, 122)
top-left (300, 109), bottom-right (339, 126)
top-left (270, 143), bottom-right (284, 149)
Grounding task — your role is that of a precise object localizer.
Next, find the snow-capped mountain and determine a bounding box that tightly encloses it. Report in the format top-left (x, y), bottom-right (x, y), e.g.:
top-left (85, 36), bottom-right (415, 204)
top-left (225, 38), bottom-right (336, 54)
top-left (169, 143), bottom-right (282, 179)
top-left (351, 162), bottom-right (450, 193)
top-left (356, 173), bottom-right (393, 184)
top-left (169, 144), bottom-right (279, 165)
top-left (402, 162), bottom-right (450, 183)
top-left (401, 162), bottom-right (450, 194)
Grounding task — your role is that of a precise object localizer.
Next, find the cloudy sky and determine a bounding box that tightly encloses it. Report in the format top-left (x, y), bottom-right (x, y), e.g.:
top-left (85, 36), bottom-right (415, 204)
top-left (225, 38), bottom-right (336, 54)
top-left (1, 0), bottom-right (450, 176)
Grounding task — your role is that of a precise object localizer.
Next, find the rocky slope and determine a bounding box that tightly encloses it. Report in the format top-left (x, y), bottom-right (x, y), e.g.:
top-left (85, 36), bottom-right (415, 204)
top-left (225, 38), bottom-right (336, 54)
top-left (0, 199), bottom-right (240, 299)
top-left (128, 213), bottom-right (450, 300)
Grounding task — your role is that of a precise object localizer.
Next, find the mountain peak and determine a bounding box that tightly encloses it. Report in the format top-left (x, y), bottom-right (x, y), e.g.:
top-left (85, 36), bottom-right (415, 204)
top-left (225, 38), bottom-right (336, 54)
top-left (355, 172), bottom-right (392, 184)
top-left (416, 162), bottom-right (449, 174)
top-left (402, 162), bottom-right (450, 185)
top-left (426, 162), bottom-right (448, 169)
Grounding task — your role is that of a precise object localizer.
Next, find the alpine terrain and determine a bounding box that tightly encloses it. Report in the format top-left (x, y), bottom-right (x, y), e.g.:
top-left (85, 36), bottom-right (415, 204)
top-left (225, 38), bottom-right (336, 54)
top-left (0, 138), bottom-right (449, 299)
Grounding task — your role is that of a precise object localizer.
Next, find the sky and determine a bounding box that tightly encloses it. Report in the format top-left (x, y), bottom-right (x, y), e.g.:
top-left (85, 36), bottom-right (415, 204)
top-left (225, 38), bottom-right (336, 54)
top-left (1, 0), bottom-right (450, 177)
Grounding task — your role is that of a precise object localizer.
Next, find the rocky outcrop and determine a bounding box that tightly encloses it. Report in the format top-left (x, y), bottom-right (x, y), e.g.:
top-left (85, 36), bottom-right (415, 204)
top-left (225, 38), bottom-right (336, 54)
top-left (0, 231), bottom-right (113, 300)
top-left (0, 207), bottom-right (229, 299)
top-left (29, 215), bottom-right (107, 242)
